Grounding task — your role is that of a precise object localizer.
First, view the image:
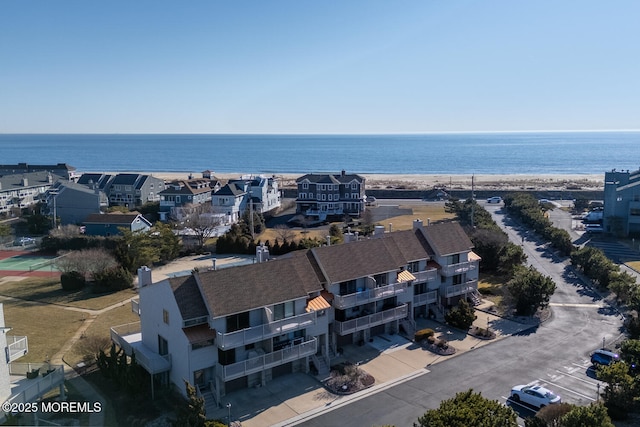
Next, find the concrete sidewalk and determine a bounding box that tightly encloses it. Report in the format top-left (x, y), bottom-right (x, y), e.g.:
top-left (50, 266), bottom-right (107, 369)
top-left (206, 302), bottom-right (533, 427)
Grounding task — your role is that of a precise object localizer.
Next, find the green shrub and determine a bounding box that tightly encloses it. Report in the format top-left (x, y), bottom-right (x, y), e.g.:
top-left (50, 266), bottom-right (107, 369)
top-left (414, 328), bottom-right (435, 342)
top-left (61, 271), bottom-right (85, 291)
top-left (93, 267), bottom-right (133, 291)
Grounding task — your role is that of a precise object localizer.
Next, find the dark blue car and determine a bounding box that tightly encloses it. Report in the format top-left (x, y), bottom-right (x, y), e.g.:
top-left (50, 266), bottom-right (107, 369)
top-left (591, 349), bottom-right (619, 366)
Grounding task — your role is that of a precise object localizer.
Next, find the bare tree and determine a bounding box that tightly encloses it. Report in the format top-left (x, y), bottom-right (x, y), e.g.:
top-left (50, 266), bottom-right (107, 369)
top-left (55, 248), bottom-right (118, 279)
top-left (181, 203), bottom-right (223, 248)
top-left (274, 224), bottom-right (295, 243)
top-left (49, 224), bottom-right (82, 238)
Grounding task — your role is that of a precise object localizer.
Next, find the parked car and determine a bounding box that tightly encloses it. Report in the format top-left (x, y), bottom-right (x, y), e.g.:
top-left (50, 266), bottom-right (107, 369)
top-left (14, 237), bottom-right (35, 246)
top-left (591, 349), bottom-right (619, 366)
top-left (510, 384), bottom-right (561, 408)
top-left (585, 224), bottom-right (604, 234)
top-left (486, 196), bottom-right (502, 203)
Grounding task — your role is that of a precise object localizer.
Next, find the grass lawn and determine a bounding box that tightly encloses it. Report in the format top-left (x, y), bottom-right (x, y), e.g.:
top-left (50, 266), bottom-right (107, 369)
top-left (2, 298), bottom-right (85, 364)
top-left (626, 260), bottom-right (640, 272)
top-left (0, 277), bottom-right (138, 310)
top-left (65, 303), bottom-right (139, 368)
top-left (380, 204), bottom-right (455, 231)
top-left (478, 273), bottom-right (509, 309)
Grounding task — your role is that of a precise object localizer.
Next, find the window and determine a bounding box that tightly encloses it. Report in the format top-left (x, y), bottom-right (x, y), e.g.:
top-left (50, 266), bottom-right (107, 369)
top-left (352, 193), bottom-right (359, 199)
top-left (302, 182), bottom-right (309, 189)
top-left (309, 192), bottom-right (313, 198)
top-left (299, 193), bottom-right (306, 199)
top-left (351, 182), bottom-right (358, 190)
top-left (408, 261), bottom-right (420, 273)
top-left (374, 273), bottom-right (388, 286)
top-left (449, 254), bottom-right (460, 264)
top-left (158, 335), bottom-right (168, 356)
top-left (273, 301), bottom-right (295, 321)
top-left (452, 274), bottom-right (463, 285)
top-left (226, 311), bottom-right (250, 332)
top-left (163, 309), bottom-right (169, 324)
top-left (340, 280), bottom-right (357, 295)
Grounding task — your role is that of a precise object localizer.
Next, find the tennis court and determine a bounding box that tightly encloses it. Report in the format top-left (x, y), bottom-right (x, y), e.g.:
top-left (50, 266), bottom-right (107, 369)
top-left (0, 251), bottom-right (61, 278)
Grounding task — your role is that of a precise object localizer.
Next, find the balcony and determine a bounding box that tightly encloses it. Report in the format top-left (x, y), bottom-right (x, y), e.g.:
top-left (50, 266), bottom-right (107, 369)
top-left (216, 337), bottom-right (317, 381)
top-left (412, 269), bottom-right (438, 283)
top-left (334, 304), bottom-right (408, 335)
top-left (216, 311), bottom-right (317, 350)
top-left (7, 363), bottom-right (64, 406)
top-left (110, 322), bottom-right (171, 374)
top-left (333, 283), bottom-right (407, 309)
top-left (7, 335), bottom-right (28, 362)
top-left (440, 261), bottom-right (477, 276)
top-left (445, 280), bottom-right (478, 298)
top-left (413, 290), bottom-right (438, 306)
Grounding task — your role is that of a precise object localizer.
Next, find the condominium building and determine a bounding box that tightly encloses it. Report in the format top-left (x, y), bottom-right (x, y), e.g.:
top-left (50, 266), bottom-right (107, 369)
top-left (111, 220), bottom-right (479, 408)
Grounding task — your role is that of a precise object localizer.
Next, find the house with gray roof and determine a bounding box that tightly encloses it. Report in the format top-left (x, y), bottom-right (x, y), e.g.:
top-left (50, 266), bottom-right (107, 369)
top-left (111, 220), bottom-right (479, 407)
top-left (102, 173), bottom-right (166, 208)
top-left (44, 180), bottom-right (109, 225)
top-left (0, 171), bottom-right (55, 216)
top-left (603, 168), bottom-right (640, 236)
top-left (296, 171), bottom-right (366, 220)
top-left (211, 182), bottom-right (247, 224)
top-left (83, 212), bottom-right (152, 236)
top-left (227, 175), bottom-right (281, 214)
top-left (0, 163), bottom-right (79, 181)
top-left (158, 177), bottom-right (220, 222)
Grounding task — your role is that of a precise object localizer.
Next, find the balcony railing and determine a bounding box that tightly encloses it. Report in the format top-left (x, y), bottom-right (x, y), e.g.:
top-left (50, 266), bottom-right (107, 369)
top-left (216, 338), bottom-right (317, 381)
top-left (110, 322), bottom-right (171, 374)
top-left (333, 282), bottom-right (407, 309)
top-left (6, 364), bottom-right (64, 406)
top-left (445, 280), bottom-right (478, 298)
top-left (216, 311), bottom-right (317, 350)
top-left (7, 335), bottom-right (28, 362)
top-left (334, 304), bottom-right (408, 335)
top-left (412, 269), bottom-right (438, 283)
top-left (305, 208), bottom-right (344, 217)
top-left (440, 261), bottom-right (477, 276)
top-left (413, 290), bottom-right (438, 306)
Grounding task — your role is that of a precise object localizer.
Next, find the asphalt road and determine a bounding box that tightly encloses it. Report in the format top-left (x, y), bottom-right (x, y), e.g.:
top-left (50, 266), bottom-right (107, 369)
top-left (296, 202), bottom-right (625, 427)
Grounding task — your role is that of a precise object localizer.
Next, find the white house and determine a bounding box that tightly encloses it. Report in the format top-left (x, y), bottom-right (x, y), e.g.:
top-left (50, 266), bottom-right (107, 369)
top-left (111, 221), bottom-right (479, 410)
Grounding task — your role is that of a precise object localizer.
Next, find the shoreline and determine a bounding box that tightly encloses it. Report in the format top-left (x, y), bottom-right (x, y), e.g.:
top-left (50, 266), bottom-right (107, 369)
top-left (88, 171), bottom-right (604, 191)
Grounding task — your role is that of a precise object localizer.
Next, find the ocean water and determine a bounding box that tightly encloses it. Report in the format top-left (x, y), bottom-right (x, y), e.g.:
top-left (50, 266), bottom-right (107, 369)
top-left (0, 131), bottom-right (638, 175)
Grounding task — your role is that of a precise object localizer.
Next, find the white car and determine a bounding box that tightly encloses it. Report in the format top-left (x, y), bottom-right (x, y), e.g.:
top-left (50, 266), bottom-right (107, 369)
top-left (510, 384), bottom-right (561, 409)
top-left (486, 196), bottom-right (502, 203)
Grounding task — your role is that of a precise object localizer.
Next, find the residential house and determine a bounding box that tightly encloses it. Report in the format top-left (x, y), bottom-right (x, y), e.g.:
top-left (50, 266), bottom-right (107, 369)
top-left (296, 171), bottom-right (366, 220)
top-left (159, 176), bottom-right (221, 222)
top-left (227, 175), bottom-right (281, 214)
top-left (603, 168), bottom-right (640, 236)
top-left (0, 303), bottom-right (65, 423)
top-left (0, 172), bottom-right (55, 215)
top-left (111, 220), bottom-right (479, 408)
top-left (102, 173), bottom-right (166, 208)
top-left (43, 180), bottom-right (109, 225)
top-left (211, 183), bottom-right (247, 224)
top-left (0, 163), bottom-right (79, 181)
top-left (77, 173), bottom-right (114, 192)
top-left (83, 212), bottom-right (152, 237)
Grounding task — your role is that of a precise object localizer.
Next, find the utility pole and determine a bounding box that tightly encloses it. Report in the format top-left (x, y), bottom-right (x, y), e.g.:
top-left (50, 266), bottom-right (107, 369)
top-left (470, 174), bottom-right (475, 229)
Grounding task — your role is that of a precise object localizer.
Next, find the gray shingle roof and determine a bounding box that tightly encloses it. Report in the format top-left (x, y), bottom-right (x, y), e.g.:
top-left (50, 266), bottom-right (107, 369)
top-left (83, 212), bottom-right (145, 225)
top-left (296, 173), bottom-right (364, 184)
top-left (421, 222), bottom-right (473, 256)
top-left (170, 275), bottom-right (209, 320)
top-left (195, 254), bottom-right (324, 318)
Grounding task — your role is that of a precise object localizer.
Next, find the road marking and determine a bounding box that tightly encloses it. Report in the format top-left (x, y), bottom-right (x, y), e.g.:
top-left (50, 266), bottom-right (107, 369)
top-left (538, 379), bottom-right (596, 401)
top-left (554, 369), bottom-right (599, 387)
top-left (548, 303), bottom-right (602, 308)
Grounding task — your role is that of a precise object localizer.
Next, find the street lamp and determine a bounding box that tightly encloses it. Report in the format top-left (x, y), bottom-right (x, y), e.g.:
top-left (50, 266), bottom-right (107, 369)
top-left (602, 337), bottom-right (606, 350)
top-left (226, 402), bottom-right (231, 427)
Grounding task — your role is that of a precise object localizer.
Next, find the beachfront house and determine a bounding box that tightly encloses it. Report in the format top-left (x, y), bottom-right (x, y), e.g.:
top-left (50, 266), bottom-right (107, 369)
top-left (83, 212), bottom-right (152, 237)
top-left (210, 183), bottom-right (247, 225)
top-left (110, 220), bottom-right (478, 409)
top-left (158, 176), bottom-right (221, 222)
top-left (101, 173), bottom-right (166, 208)
top-left (295, 171), bottom-right (366, 221)
top-left (603, 168), bottom-right (640, 236)
top-left (0, 172), bottom-right (56, 216)
top-left (226, 175), bottom-right (281, 214)
top-left (0, 163), bottom-right (79, 182)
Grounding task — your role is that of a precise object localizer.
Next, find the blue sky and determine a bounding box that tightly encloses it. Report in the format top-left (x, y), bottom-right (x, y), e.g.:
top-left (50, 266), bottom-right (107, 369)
top-left (1, 1), bottom-right (639, 133)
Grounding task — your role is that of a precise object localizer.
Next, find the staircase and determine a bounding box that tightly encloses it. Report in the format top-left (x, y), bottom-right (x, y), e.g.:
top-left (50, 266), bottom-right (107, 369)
top-left (201, 383), bottom-right (218, 416)
top-left (311, 354), bottom-right (331, 380)
top-left (468, 290), bottom-right (482, 306)
top-left (399, 318), bottom-right (416, 339)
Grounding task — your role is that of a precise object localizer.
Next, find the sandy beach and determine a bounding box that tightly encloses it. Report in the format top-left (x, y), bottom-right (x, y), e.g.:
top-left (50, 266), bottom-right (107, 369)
top-left (92, 171), bottom-right (604, 192)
